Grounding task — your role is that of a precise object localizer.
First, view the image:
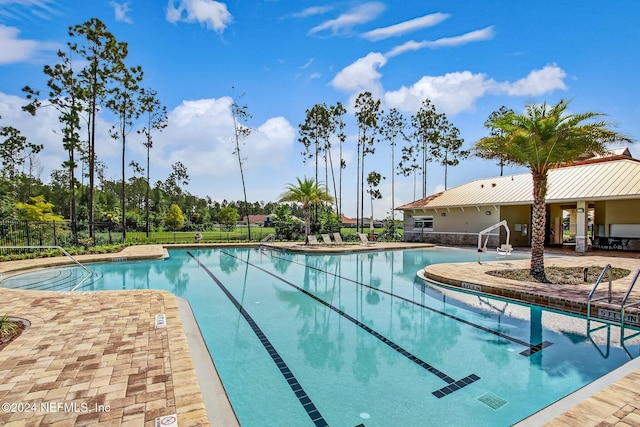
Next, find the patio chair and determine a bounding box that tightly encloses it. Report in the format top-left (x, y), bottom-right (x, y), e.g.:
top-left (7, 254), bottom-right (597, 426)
top-left (307, 235), bottom-right (320, 245)
top-left (321, 234), bottom-right (333, 244)
top-left (333, 232), bottom-right (345, 244)
top-left (357, 233), bottom-right (375, 246)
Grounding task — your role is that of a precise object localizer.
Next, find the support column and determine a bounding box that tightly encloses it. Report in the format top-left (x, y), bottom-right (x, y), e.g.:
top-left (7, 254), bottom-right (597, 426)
top-left (575, 200), bottom-right (588, 253)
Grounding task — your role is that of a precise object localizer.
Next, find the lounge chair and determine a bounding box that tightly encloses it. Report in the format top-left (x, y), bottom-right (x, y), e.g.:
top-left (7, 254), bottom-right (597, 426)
top-left (357, 233), bottom-right (375, 246)
top-left (308, 235), bottom-right (320, 245)
top-left (321, 234), bottom-right (333, 244)
top-left (333, 232), bottom-right (345, 244)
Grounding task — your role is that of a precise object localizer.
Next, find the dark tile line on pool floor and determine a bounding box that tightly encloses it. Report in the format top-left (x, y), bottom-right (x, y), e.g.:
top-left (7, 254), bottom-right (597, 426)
top-left (219, 249), bottom-right (480, 398)
top-left (187, 251), bottom-right (330, 427)
top-left (256, 247), bottom-right (554, 357)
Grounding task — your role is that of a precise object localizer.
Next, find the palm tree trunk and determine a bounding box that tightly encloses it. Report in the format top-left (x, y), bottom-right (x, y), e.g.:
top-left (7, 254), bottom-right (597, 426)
top-left (531, 171), bottom-right (548, 282)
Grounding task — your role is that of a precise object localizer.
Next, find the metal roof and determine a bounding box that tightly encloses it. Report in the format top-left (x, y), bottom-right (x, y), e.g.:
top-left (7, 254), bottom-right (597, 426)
top-left (398, 157), bottom-right (640, 210)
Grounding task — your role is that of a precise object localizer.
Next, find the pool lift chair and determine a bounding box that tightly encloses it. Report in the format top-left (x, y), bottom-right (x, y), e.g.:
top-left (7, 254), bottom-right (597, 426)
top-left (477, 220), bottom-right (512, 264)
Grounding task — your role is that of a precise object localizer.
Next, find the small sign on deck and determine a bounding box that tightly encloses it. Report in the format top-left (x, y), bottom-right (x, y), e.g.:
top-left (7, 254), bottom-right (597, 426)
top-left (155, 314), bottom-right (167, 329)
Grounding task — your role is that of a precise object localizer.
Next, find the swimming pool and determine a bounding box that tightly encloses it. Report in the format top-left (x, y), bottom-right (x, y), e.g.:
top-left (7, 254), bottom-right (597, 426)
top-left (4, 247), bottom-right (640, 426)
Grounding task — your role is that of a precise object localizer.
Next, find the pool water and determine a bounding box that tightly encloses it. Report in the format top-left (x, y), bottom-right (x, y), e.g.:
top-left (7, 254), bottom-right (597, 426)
top-left (4, 247), bottom-right (640, 426)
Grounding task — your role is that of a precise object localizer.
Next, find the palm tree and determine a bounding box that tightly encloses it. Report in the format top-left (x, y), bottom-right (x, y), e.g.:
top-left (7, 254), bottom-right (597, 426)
top-left (279, 177), bottom-right (334, 244)
top-left (475, 99), bottom-right (631, 282)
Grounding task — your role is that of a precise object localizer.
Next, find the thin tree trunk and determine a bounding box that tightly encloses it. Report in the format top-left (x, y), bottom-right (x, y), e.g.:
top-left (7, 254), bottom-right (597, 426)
top-left (121, 118), bottom-right (126, 241)
top-left (530, 171), bottom-right (548, 282)
top-left (391, 139), bottom-right (395, 222)
top-left (339, 136), bottom-right (343, 218)
top-left (146, 145), bottom-right (150, 238)
top-left (327, 147), bottom-right (338, 219)
top-left (356, 138), bottom-right (361, 234)
top-left (89, 93), bottom-right (96, 239)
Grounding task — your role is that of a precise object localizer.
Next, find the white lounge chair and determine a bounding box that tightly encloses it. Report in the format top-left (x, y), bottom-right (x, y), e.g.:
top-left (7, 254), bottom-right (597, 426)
top-left (308, 235), bottom-right (320, 245)
top-left (357, 233), bottom-right (375, 246)
top-left (333, 232), bottom-right (345, 244)
top-left (321, 234), bottom-right (333, 244)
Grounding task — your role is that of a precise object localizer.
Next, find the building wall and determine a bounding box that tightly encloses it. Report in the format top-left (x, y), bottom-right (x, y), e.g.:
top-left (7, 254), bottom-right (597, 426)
top-left (403, 198), bottom-right (640, 248)
top-left (403, 207), bottom-right (502, 246)
top-left (499, 205), bottom-right (532, 247)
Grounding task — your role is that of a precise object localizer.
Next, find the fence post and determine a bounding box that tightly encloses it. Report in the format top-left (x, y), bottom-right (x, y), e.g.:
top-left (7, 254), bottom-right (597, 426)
top-left (25, 220), bottom-right (31, 247)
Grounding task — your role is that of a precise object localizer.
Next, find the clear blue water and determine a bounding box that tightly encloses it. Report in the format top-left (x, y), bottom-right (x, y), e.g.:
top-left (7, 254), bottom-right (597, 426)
top-left (4, 247), bottom-right (640, 426)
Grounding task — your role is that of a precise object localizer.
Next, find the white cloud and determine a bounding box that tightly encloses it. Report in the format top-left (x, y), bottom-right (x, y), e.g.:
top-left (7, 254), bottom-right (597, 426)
top-left (330, 52), bottom-right (387, 95)
top-left (156, 97), bottom-right (295, 178)
top-left (300, 58), bottom-right (314, 69)
top-left (361, 13), bottom-right (450, 41)
top-left (502, 64), bottom-right (567, 96)
top-left (0, 0), bottom-right (56, 20)
top-left (385, 71), bottom-right (494, 115)
top-left (166, 0), bottom-right (232, 33)
top-left (111, 1), bottom-right (133, 24)
top-left (291, 6), bottom-right (333, 18)
top-left (0, 24), bottom-right (58, 64)
top-left (384, 65), bottom-right (567, 115)
top-left (386, 26), bottom-right (495, 57)
top-left (308, 2), bottom-right (385, 36)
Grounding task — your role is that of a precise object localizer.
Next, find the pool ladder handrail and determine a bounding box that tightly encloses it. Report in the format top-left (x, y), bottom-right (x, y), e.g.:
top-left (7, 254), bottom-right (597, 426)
top-left (586, 264), bottom-right (613, 320)
top-left (620, 268), bottom-right (640, 329)
top-left (0, 245), bottom-right (95, 291)
top-left (261, 233), bottom-right (275, 243)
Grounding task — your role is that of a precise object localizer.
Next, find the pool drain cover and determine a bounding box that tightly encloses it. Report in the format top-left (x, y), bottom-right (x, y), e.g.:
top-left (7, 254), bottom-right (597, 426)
top-left (478, 392), bottom-right (507, 410)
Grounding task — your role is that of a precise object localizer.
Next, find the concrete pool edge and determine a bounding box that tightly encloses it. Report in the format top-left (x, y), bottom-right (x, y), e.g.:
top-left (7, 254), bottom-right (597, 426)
top-left (175, 296), bottom-right (240, 427)
top-left (421, 256), bottom-right (640, 325)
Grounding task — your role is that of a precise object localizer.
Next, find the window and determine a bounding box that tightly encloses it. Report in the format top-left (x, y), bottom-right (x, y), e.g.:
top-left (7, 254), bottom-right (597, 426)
top-left (413, 215), bottom-right (433, 229)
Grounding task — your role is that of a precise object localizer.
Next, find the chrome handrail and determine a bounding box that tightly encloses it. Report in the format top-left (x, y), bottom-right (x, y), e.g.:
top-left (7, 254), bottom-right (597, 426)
top-left (0, 245), bottom-right (94, 291)
top-left (620, 268), bottom-right (640, 329)
top-left (587, 264), bottom-right (612, 319)
top-left (261, 233), bottom-right (275, 243)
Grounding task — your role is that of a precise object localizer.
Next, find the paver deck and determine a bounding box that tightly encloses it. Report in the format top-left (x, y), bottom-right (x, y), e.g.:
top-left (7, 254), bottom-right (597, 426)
top-left (0, 245), bottom-right (214, 427)
top-left (1, 243), bottom-right (639, 426)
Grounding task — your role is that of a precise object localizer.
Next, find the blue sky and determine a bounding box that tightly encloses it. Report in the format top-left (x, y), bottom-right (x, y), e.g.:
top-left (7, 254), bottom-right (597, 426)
top-left (1, 1), bottom-right (639, 219)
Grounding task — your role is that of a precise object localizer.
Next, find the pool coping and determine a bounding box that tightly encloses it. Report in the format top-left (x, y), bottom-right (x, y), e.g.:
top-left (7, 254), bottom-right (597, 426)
top-left (175, 297), bottom-right (240, 426)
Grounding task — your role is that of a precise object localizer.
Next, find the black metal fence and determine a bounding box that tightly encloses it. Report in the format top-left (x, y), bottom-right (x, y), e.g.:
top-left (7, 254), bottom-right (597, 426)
top-left (0, 219), bottom-right (293, 249)
top-left (0, 220), bottom-right (121, 252)
top-left (0, 219), bottom-right (401, 252)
